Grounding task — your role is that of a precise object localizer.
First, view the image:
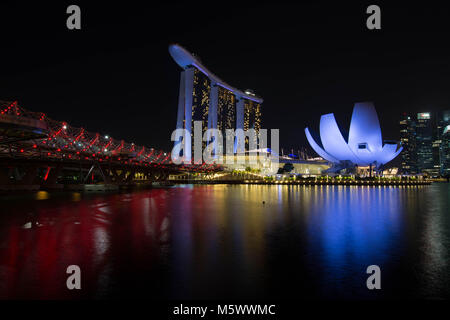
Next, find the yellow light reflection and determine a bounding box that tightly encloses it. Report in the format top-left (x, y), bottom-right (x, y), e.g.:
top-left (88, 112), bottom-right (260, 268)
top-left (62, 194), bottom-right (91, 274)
top-left (72, 192), bottom-right (81, 201)
top-left (35, 191), bottom-right (49, 200)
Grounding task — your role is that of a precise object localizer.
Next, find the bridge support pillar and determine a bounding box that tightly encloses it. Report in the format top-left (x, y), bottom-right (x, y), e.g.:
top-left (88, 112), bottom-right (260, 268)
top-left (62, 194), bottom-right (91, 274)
top-left (97, 165), bottom-right (113, 184)
top-left (100, 166), bottom-right (113, 184)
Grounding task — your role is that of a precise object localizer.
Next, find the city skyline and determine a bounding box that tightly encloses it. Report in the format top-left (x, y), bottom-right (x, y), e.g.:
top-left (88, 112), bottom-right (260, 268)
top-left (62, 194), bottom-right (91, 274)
top-left (1, 3), bottom-right (450, 154)
top-left (400, 110), bottom-right (450, 176)
top-left (1, 2), bottom-right (450, 310)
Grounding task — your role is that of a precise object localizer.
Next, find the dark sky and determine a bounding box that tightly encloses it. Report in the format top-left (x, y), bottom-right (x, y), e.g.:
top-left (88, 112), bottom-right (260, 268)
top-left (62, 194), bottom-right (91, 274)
top-left (1, 2), bottom-right (449, 154)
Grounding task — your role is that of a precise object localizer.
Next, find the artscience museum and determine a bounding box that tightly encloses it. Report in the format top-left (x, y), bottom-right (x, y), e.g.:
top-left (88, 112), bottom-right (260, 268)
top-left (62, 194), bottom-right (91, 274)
top-left (305, 102), bottom-right (402, 172)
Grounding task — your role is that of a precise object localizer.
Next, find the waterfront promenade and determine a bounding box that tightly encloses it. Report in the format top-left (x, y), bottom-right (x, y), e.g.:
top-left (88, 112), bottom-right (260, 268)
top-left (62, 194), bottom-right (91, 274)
top-left (169, 176), bottom-right (432, 186)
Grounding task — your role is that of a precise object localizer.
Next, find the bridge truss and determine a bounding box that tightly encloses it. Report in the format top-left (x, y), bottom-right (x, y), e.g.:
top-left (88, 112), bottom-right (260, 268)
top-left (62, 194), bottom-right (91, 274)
top-left (0, 100), bottom-right (221, 188)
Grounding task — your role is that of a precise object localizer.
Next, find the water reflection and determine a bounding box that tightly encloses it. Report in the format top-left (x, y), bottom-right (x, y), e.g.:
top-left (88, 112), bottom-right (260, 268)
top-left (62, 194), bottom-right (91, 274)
top-left (0, 190), bottom-right (171, 299)
top-left (35, 191), bottom-right (49, 200)
top-left (0, 184), bottom-right (449, 299)
top-left (72, 192), bottom-right (81, 202)
top-left (419, 184), bottom-right (450, 298)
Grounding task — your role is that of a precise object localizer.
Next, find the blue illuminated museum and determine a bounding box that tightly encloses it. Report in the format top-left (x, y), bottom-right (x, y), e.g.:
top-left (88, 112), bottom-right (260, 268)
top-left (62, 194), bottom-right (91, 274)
top-left (305, 102), bottom-right (402, 171)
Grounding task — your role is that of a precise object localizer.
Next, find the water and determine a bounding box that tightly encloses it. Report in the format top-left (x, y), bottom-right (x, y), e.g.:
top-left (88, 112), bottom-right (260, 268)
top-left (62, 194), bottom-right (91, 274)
top-left (0, 184), bottom-right (449, 300)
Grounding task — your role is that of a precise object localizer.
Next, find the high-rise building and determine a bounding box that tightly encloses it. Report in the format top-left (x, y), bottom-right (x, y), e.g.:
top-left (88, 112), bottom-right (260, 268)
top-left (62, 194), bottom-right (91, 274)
top-left (442, 125), bottom-right (450, 177)
top-left (399, 114), bottom-right (417, 174)
top-left (244, 97), bottom-right (262, 149)
top-left (217, 86), bottom-right (236, 132)
top-left (415, 112), bottom-right (437, 175)
top-left (400, 110), bottom-right (450, 176)
top-left (439, 110), bottom-right (450, 176)
top-left (170, 44), bottom-right (263, 162)
top-left (191, 68), bottom-right (211, 143)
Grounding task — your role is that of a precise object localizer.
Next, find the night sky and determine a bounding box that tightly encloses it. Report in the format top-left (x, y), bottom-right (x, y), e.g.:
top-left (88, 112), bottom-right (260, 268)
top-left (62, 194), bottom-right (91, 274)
top-left (1, 2), bottom-right (449, 154)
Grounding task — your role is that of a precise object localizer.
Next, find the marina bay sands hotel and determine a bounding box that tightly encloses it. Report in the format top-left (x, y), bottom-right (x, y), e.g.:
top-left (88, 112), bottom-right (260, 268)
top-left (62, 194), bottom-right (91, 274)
top-left (169, 44), bottom-right (263, 161)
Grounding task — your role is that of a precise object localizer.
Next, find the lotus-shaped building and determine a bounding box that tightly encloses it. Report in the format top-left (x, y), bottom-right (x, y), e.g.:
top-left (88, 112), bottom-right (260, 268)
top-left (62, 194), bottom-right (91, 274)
top-left (305, 102), bottom-right (402, 169)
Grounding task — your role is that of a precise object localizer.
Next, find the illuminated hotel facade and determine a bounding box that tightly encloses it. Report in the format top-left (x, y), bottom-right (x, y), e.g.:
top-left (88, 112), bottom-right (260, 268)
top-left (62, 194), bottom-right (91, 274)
top-left (169, 44), bottom-right (262, 161)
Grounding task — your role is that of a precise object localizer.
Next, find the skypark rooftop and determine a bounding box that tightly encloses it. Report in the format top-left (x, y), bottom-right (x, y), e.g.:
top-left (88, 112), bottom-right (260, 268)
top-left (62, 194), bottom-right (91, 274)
top-left (169, 44), bottom-right (263, 103)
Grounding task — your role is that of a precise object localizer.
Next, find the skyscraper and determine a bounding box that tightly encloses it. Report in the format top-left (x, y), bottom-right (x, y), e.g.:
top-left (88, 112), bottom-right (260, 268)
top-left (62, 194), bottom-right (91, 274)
top-left (399, 114), bottom-right (417, 174)
top-left (192, 68), bottom-right (211, 142)
top-left (170, 44), bottom-right (263, 162)
top-left (415, 112), bottom-right (436, 175)
top-left (400, 110), bottom-right (450, 176)
top-left (244, 96), bottom-right (262, 149)
top-left (442, 125), bottom-right (450, 177)
top-left (439, 110), bottom-right (450, 176)
top-left (217, 86), bottom-right (236, 133)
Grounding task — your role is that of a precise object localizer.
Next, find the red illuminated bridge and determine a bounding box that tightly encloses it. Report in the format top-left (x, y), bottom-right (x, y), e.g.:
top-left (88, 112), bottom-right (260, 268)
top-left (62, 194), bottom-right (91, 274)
top-left (0, 100), bottom-right (221, 191)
